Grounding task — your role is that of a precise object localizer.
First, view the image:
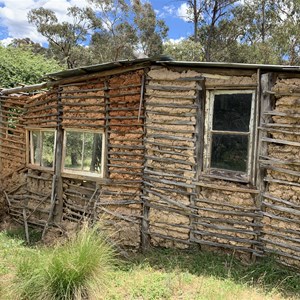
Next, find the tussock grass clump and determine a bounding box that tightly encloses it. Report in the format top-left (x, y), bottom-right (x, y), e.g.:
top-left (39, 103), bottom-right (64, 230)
top-left (13, 225), bottom-right (115, 300)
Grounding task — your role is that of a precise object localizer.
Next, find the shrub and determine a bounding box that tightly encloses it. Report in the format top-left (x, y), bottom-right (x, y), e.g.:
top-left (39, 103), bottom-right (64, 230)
top-left (13, 224), bottom-right (115, 300)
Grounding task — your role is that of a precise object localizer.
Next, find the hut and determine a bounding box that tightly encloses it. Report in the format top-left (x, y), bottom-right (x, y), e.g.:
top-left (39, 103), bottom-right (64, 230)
top-left (0, 58), bottom-right (299, 268)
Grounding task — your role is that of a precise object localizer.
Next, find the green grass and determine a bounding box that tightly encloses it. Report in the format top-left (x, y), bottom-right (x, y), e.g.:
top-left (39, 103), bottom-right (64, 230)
top-left (0, 231), bottom-right (299, 300)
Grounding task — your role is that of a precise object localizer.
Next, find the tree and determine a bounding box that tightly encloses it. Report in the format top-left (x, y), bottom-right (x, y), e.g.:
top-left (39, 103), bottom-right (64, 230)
top-left (132, 0), bottom-right (168, 57)
top-left (0, 46), bottom-right (61, 88)
top-left (28, 6), bottom-right (96, 68)
top-left (163, 39), bottom-right (204, 61)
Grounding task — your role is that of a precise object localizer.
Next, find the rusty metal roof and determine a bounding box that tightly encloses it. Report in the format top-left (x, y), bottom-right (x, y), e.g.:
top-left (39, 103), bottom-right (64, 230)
top-left (44, 56), bottom-right (300, 80)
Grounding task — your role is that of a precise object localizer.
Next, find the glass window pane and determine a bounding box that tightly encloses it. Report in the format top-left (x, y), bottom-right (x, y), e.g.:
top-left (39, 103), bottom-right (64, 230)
top-left (41, 131), bottom-right (55, 168)
top-left (213, 93), bottom-right (252, 132)
top-left (31, 131), bottom-right (41, 165)
top-left (64, 131), bottom-right (83, 170)
top-left (211, 134), bottom-right (249, 172)
top-left (83, 133), bottom-right (102, 173)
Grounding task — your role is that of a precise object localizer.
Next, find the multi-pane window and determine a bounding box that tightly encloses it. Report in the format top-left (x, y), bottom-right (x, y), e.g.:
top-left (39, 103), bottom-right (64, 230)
top-left (63, 130), bottom-right (104, 177)
top-left (204, 90), bottom-right (255, 181)
top-left (29, 129), bottom-right (56, 168)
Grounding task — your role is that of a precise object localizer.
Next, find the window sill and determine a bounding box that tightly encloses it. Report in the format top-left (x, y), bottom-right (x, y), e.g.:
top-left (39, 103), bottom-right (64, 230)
top-left (27, 164), bottom-right (54, 173)
top-left (201, 169), bottom-right (250, 184)
top-left (61, 171), bottom-right (107, 183)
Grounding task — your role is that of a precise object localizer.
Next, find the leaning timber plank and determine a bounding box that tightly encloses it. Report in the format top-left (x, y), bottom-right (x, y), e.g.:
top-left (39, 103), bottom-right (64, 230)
top-left (194, 182), bottom-right (259, 194)
top-left (97, 200), bottom-right (142, 206)
top-left (193, 229), bottom-right (261, 245)
top-left (193, 221), bottom-right (259, 236)
top-left (263, 211), bottom-right (300, 225)
top-left (262, 137), bottom-right (300, 147)
top-left (190, 237), bottom-right (263, 255)
top-left (145, 201), bottom-right (191, 217)
top-left (263, 202), bottom-right (300, 216)
top-left (263, 193), bottom-right (300, 209)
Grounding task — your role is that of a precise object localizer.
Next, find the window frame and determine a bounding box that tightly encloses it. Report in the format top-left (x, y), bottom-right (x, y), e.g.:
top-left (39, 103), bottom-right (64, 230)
top-left (203, 89), bottom-right (256, 182)
top-left (26, 128), bottom-right (56, 171)
top-left (62, 128), bottom-right (105, 178)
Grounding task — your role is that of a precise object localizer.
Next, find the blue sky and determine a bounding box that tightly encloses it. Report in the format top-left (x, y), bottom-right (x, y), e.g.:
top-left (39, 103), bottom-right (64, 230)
top-left (0, 0), bottom-right (192, 46)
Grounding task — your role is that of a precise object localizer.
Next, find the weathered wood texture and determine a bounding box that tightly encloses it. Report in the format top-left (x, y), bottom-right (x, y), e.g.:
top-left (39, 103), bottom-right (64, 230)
top-left (1, 65), bottom-right (299, 267)
top-left (259, 77), bottom-right (300, 268)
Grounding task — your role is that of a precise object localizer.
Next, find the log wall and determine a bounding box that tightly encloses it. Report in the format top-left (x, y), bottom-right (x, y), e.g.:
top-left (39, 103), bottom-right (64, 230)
top-left (0, 65), bottom-right (299, 267)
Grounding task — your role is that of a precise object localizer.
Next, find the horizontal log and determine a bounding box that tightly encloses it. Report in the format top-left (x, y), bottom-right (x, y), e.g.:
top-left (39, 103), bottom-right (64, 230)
top-left (144, 175), bottom-right (195, 189)
top-left (147, 84), bottom-right (200, 91)
top-left (264, 177), bottom-right (300, 188)
top-left (258, 126), bottom-right (300, 136)
top-left (98, 206), bottom-right (140, 224)
top-left (261, 164), bottom-right (300, 177)
top-left (261, 230), bottom-right (300, 244)
top-left (145, 93), bottom-right (196, 100)
top-left (263, 202), bottom-right (300, 216)
top-left (260, 238), bottom-right (300, 252)
top-left (146, 102), bottom-right (197, 109)
top-left (259, 155), bottom-right (300, 166)
top-left (145, 140), bottom-right (195, 151)
top-left (264, 111), bottom-right (300, 118)
top-left (146, 133), bottom-right (195, 142)
top-left (146, 125), bottom-right (195, 135)
top-left (194, 182), bottom-right (259, 194)
top-left (145, 155), bottom-right (195, 167)
top-left (263, 211), bottom-right (300, 225)
top-left (147, 231), bottom-right (191, 244)
top-left (262, 137), bottom-right (300, 147)
top-left (190, 237), bottom-right (263, 255)
top-left (263, 193), bottom-right (300, 210)
top-left (263, 247), bottom-right (300, 262)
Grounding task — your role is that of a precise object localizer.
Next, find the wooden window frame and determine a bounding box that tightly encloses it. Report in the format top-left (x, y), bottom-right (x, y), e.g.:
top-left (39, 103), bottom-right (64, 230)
top-left (26, 128), bottom-right (56, 171)
top-left (203, 89), bottom-right (256, 183)
top-left (62, 128), bottom-right (105, 178)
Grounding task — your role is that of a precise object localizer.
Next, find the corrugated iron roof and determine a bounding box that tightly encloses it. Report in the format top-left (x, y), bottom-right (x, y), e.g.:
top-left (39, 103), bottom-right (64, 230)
top-left (44, 56), bottom-right (300, 80)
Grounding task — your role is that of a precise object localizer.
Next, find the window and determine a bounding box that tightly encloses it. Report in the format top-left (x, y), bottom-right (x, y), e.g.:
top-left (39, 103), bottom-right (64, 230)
top-left (28, 129), bottom-right (56, 169)
top-left (204, 90), bottom-right (255, 181)
top-left (63, 130), bottom-right (104, 177)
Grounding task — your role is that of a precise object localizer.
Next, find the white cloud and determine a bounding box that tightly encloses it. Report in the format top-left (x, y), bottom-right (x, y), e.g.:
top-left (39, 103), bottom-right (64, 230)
top-left (0, 0), bottom-right (94, 45)
top-left (0, 37), bottom-right (14, 46)
top-left (177, 3), bottom-right (190, 22)
top-left (166, 37), bottom-right (185, 44)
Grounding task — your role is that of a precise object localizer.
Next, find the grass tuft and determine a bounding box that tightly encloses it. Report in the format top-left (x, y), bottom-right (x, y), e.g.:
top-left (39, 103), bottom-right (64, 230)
top-left (12, 224), bottom-right (115, 300)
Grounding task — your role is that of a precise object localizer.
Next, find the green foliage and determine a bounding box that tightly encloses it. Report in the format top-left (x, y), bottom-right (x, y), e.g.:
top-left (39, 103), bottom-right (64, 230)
top-left (163, 39), bottom-right (204, 61)
top-left (4, 227), bottom-right (42, 244)
top-left (0, 46), bottom-right (61, 88)
top-left (12, 225), bottom-right (115, 300)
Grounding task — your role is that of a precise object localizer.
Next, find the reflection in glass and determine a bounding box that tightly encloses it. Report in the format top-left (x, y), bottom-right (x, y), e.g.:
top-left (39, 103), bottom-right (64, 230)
top-left (32, 131), bottom-right (40, 165)
top-left (211, 134), bottom-right (248, 172)
top-left (213, 93), bottom-right (252, 132)
top-left (64, 131), bottom-right (83, 170)
top-left (41, 131), bottom-right (55, 168)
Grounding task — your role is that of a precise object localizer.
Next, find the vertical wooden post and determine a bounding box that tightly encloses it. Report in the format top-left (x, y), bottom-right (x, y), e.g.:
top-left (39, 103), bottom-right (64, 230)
top-left (140, 72), bottom-right (150, 252)
top-left (255, 72), bottom-right (276, 257)
top-left (0, 96), bottom-right (2, 175)
top-left (54, 87), bottom-right (64, 223)
top-left (189, 78), bottom-right (205, 247)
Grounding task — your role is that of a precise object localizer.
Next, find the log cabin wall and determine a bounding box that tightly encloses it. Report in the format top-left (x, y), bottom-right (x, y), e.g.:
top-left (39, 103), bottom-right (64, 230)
top-left (259, 74), bottom-right (300, 268)
top-left (0, 61), bottom-right (299, 267)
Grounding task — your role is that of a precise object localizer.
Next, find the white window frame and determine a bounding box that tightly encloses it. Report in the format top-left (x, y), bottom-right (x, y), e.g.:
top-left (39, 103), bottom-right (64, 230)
top-left (203, 89), bottom-right (256, 182)
top-left (62, 129), bottom-right (105, 178)
top-left (27, 128), bottom-right (56, 170)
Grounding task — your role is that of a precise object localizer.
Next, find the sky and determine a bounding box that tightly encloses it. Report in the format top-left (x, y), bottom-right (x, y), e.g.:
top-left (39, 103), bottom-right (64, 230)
top-left (0, 0), bottom-right (193, 46)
